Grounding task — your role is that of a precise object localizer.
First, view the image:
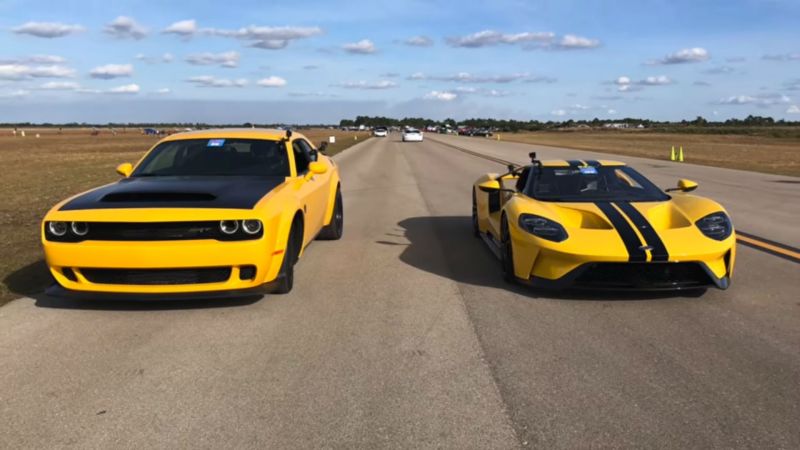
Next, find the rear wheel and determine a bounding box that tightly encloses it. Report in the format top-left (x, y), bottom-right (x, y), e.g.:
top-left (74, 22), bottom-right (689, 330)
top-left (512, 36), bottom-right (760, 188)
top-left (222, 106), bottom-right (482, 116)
top-left (500, 215), bottom-right (516, 283)
top-left (272, 226), bottom-right (300, 294)
top-left (318, 186), bottom-right (343, 240)
top-left (471, 189), bottom-right (480, 237)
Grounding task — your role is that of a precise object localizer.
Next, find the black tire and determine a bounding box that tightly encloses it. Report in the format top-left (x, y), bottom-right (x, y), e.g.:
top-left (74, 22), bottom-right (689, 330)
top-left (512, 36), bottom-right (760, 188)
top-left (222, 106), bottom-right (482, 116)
top-left (318, 187), bottom-right (343, 240)
top-left (500, 215), bottom-right (516, 284)
top-left (272, 226), bottom-right (300, 294)
top-left (472, 189), bottom-right (480, 238)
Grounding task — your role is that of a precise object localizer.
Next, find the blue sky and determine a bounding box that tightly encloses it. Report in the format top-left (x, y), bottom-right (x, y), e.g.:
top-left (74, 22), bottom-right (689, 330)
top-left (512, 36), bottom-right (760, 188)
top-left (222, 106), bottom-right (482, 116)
top-left (0, 0), bottom-right (798, 123)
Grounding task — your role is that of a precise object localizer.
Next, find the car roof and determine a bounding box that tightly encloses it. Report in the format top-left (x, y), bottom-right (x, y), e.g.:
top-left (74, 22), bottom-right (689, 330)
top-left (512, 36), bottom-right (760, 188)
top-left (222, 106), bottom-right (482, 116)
top-left (540, 159), bottom-right (626, 167)
top-left (160, 128), bottom-right (299, 142)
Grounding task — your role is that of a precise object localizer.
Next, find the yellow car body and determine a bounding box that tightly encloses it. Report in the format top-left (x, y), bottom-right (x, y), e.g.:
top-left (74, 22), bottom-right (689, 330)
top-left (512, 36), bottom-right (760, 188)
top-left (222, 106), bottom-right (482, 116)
top-left (472, 158), bottom-right (735, 291)
top-left (41, 128), bottom-right (343, 299)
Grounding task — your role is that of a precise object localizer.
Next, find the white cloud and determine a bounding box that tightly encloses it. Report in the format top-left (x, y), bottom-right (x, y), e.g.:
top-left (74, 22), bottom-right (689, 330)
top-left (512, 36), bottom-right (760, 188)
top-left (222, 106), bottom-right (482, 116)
top-left (0, 63), bottom-right (75, 80)
top-left (552, 34), bottom-right (601, 49)
top-left (650, 47), bottom-right (710, 65)
top-left (343, 39), bottom-right (376, 54)
top-left (551, 109), bottom-right (567, 116)
top-left (333, 80), bottom-right (396, 89)
top-left (108, 84), bottom-right (140, 94)
top-left (163, 19), bottom-right (197, 38)
top-left (12, 22), bottom-right (84, 38)
top-left (256, 76), bottom-right (287, 87)
top-left (641, 75), bottom-right (673, 85)
top-left (613, 75), bottom-right (672, 91)
top-left (0, 89), bottom-right (29, 98)
top-left (203, 25), bottom-right (322, 49)
top-left (762, 53), bottom-right (800, 62)
top-left (424, 91), bottom-right (458, 101)
top-left (446, 30), bottom-right (554, 48)
top-left (27, 55), bottom-right (66, 64)
top-left (703, 66), bottom-right (735, 75)
top-left (104, 16), bottom-right (147, 39)
top-left (154, 88), bottom-right (171, 95)
top-left (186, 51), bottom-right (240, 68)
top-left (162, 53), bottom-right (174, 63)
top-left (251, 40), bottom-right (289, 49)
top-left (607, 109), bottom-right (617, 115)
top-left (39, 81), bottom-right (80, 90)
top-left (716, 93), bottom-right (791, 106)
top-left (404, 36), bottom-right (433, 47)
top-left (186, 76), bottom-right (248, 88)
top-left (90, 64), bottom-right (134, 79)
top-left (787, 105), bottom-right (800, 114)
top-left (407, 72), bottom-right (540, 84)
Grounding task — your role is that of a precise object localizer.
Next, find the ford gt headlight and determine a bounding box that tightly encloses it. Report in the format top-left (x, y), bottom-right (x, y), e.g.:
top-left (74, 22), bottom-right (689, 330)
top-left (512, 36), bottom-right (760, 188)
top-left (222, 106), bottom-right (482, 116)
top-left (696, 212), bottom-right (732, 241)
top-left (518, 214), bottom-right (568, 242)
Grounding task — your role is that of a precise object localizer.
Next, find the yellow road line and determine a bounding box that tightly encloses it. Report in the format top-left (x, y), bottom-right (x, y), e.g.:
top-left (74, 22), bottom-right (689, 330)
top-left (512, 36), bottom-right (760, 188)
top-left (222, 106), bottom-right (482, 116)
top-left (736, 234), bottom-right (800, 261)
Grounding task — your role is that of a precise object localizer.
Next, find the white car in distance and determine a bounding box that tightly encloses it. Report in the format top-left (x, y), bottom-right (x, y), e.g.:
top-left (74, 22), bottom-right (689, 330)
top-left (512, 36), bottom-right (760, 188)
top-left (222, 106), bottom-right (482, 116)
top-left (373, 127), bottom-right (388, 137)
top-left (402, 128), bottom-right (423, 142)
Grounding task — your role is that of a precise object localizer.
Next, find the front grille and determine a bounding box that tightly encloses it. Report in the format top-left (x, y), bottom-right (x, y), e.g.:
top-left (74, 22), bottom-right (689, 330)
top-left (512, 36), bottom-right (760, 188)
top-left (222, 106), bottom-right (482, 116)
top-left (573, 262), bottom-right (713, 289)
top-left (81, 267), bottom-right (231, 285)
top-left (89, 221), bottom-right (219, 241)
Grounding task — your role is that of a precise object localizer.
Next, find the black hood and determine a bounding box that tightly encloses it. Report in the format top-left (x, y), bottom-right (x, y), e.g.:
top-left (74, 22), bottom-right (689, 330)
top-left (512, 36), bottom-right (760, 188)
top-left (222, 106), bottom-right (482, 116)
top-left (59, 176), bottom-right (285, 211)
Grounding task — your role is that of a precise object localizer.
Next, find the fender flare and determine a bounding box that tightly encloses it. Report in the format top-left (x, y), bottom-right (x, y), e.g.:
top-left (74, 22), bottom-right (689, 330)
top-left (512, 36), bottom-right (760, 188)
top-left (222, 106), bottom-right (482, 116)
top-left (322, 173), bottom-right (342, 226)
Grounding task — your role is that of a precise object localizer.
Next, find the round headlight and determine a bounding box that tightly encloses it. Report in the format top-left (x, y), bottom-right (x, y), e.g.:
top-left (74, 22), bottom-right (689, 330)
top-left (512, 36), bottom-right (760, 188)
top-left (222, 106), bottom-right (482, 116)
top-left (242, 220), bottom-right (262, 235)
top-left (71, 221), bottom-right (89, 236)
top-left (48, 221), bottom-right (68, 236)
top-left (220, 220), bottom-right (239, 235)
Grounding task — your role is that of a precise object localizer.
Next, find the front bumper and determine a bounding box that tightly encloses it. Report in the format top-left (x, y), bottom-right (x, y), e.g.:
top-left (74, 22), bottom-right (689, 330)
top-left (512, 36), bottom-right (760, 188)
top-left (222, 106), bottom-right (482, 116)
top-left (520, 261), bottom-right (730, 291)
top-left (43, 238), bottom-right (284, 295)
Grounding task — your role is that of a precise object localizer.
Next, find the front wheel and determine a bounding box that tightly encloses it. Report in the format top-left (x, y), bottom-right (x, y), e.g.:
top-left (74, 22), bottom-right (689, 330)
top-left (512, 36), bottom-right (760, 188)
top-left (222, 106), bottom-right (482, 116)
top-left (271, 227), bottom-right (299, 294)
top-left (500, 215), bottom-right (516, 284)
top-left (318, 187), bottom-right (343, 240)
top-left (471, 189), bottom-right (480, 237)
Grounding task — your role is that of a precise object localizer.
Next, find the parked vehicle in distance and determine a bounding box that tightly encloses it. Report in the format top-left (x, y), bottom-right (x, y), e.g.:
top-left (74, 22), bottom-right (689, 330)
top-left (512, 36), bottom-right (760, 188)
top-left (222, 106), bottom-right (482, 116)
top-left (402, 128), bottom-right (424, 142)
top-left (373, 127), bottom-right (388, 137)
top-left (472, 153), bottom-right (735, 292)
top-left (41, 128), bottom-right (344, 299)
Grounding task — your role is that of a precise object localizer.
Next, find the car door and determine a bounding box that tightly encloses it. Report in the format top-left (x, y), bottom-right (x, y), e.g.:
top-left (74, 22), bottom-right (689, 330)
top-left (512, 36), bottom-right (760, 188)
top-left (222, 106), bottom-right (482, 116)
top-left (292, 138), bottom-right (329, 242)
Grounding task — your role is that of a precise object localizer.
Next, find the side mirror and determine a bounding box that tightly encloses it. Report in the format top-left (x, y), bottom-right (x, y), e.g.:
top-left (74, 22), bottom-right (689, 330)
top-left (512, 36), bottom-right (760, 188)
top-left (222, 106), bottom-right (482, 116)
top-left (116, 162), bottom-right (133, 177)
top-left (477, 179), bottom-right (501, 193)
top-left (666, 178), bottom-right (698, 192)
top-left (318, 141), bottom-right (328, 153)
top-left (304, 161), bottom-right (328, 180)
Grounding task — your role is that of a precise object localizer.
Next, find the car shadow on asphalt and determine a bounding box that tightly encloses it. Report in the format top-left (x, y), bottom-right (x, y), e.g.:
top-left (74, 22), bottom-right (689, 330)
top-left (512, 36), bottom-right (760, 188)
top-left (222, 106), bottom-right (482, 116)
top-left (386, 216), bottom-right (705, 301)
top-left (3, 259), bottom-right (264, 310)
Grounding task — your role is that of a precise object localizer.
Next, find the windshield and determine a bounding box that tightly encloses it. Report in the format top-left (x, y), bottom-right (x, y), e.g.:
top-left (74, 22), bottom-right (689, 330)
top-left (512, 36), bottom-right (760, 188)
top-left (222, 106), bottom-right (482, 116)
top-left (525, 165), bottom-right (670, 202)
top-left (132, 138), bottom-right (290, 177)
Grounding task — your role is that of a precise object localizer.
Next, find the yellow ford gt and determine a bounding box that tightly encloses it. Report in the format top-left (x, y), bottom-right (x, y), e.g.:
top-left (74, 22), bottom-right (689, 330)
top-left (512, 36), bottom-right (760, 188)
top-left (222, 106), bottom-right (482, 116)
top-left (42, 128), bottom-right (343, 299)
top-left (472, 153), bottom-right (735, 291)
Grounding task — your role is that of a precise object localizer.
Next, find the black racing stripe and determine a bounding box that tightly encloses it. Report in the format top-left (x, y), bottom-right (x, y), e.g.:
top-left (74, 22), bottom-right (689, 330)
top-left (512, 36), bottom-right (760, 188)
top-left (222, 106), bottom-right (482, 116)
top-left (615, 202), bottom-right (669, 262)
top-left (585, 160), bottom-right (601, 167)
top-left (595, 202), bottom-right (647, 262)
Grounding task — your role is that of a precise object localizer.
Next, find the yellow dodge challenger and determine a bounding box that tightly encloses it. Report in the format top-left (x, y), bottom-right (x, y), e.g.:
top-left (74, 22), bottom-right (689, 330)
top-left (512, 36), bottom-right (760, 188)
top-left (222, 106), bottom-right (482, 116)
top-left (41, 128), bottom-right (343, 299)
top-left (472, 153), bottom-right (735, 291)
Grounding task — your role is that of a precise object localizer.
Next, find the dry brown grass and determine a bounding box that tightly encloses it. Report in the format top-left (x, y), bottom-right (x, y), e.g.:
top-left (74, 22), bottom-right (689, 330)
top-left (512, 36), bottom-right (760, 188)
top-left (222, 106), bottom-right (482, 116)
top-left (494, 130), bottom-right (800, 177)
top-left (0, 127), bottom-right (370, 306)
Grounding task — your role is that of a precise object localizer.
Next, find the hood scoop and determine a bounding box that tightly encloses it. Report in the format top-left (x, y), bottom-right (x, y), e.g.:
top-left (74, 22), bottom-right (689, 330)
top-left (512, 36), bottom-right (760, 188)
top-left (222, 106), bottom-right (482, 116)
top-left (101, 192), bottom-right (217, 203)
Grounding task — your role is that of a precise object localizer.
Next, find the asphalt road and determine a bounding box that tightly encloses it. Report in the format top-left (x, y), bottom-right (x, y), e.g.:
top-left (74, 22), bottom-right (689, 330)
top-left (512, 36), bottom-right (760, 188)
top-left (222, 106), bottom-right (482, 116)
top-left (1, 135), bottom-right (798, 448)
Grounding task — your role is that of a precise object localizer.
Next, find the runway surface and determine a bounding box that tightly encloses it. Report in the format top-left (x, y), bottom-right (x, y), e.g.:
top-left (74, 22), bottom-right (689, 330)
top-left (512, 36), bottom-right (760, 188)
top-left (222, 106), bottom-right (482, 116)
top-left (1, 135), bottom-right (798, 448)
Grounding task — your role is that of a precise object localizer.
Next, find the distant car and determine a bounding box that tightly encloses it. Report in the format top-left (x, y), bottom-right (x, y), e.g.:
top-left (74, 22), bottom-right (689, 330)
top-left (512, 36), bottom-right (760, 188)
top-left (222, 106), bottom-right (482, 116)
top-left (473, 128), bottom-right (493, 137)
top-left (373, 127), bottom-right (388, 137)
top-left (41, 128), bottom-right (344, 299)
top-left (472, 153), bottom-right (735, 291)
top-left (402, 128), bottom-right (424, 142)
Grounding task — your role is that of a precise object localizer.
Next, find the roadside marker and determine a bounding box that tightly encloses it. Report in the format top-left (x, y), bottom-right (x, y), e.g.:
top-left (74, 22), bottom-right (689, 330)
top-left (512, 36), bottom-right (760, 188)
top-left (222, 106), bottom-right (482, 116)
top-left (670, 146), bottom-right (676, 161)
top-left (678, 146), bottom-right (684, 162)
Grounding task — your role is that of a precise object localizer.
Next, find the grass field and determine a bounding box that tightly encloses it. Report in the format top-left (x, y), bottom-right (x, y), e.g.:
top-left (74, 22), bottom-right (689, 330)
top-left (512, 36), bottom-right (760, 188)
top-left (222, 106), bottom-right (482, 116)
top-left (495, 130), bottom-right (800, 177)
top-left (0, 128), bottom-right (370, 307)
